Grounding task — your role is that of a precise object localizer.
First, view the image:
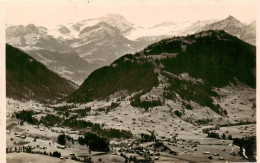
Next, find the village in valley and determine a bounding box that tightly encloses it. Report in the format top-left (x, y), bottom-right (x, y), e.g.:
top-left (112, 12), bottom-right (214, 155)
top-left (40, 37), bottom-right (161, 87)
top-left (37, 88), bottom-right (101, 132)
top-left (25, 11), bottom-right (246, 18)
top-left (6, 78), bottom-right (256, 162)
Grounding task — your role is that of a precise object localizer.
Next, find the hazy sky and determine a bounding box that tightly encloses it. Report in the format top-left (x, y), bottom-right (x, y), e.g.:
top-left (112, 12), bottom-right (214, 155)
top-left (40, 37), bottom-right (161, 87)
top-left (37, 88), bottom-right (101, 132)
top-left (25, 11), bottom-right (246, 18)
top-left (3, 0), bottom-right (259, 28)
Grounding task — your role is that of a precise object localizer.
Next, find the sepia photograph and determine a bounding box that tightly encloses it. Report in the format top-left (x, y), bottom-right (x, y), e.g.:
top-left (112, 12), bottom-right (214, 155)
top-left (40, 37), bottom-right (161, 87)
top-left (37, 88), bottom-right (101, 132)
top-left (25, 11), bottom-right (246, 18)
top-left (1, 0), bottom-right (259, 162)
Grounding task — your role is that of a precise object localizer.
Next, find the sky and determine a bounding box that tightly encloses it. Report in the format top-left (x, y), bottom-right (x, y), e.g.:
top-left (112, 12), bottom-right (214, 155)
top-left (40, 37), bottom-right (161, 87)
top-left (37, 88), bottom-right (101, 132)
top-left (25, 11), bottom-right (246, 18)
top-left (2, 0), bottom-right (259, 28)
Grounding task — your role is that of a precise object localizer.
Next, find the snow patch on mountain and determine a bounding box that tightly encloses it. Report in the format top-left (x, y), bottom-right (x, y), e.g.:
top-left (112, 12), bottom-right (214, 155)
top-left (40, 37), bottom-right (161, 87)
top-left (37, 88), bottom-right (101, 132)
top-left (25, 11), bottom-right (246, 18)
top-left (126, 20), bottom-right (218, 40)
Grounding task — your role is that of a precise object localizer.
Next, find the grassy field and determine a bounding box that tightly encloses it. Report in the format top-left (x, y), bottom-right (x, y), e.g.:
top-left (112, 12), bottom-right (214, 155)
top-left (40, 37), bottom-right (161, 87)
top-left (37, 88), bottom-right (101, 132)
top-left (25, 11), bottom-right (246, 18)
top-left (7, 153), bottom-right (79, 163)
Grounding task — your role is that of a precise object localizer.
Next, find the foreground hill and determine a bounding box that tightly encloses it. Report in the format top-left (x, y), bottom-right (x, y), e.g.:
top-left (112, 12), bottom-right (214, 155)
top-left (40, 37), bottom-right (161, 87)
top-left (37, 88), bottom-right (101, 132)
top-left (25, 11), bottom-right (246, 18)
top-left (144, 30), bottom-right (256, 88)
top-left (6, 44), bottom-right (77, 103)
top-left (67, 30), bottom-right (255, 112)
top-left (67, 54), bottom-right (159, 102)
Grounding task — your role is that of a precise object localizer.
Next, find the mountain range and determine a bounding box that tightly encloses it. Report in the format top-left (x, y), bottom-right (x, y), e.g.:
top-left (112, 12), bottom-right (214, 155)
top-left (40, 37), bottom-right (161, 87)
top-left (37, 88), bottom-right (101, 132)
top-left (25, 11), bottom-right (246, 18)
top-left (197, 15), bottom-right (256, 45)
top-left (6, 14), bottom-right (256, 84)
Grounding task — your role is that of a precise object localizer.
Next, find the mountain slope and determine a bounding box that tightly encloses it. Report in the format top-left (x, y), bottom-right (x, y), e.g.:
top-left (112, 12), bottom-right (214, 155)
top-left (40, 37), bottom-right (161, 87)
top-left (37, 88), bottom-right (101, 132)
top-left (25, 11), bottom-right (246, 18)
top-left (144, 30), bottom-right (256, 88)
top-left (67, 30), bottom-right (256, 106)
top-left (6, 44), bottom-right (77, 103)
top-left (72, 22), bottom-right (153, 66)
top-left (26, 49), bottom-right (96, 84)
top-left (67, 54), bottom-right (159, 103)
top-left (197, 16), bottom-right (256, 45)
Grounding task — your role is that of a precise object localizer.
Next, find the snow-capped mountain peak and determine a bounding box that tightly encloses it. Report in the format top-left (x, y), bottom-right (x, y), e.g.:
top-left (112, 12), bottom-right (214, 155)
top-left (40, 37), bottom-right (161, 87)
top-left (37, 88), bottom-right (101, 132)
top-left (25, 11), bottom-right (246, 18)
top-left (196, 15), bottom-right (255, 45)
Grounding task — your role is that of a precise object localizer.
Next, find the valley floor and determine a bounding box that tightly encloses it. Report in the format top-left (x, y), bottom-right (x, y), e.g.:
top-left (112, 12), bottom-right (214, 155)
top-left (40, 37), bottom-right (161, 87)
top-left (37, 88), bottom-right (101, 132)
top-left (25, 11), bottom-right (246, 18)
top-left (6, 83), bottom-right (256, 162)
